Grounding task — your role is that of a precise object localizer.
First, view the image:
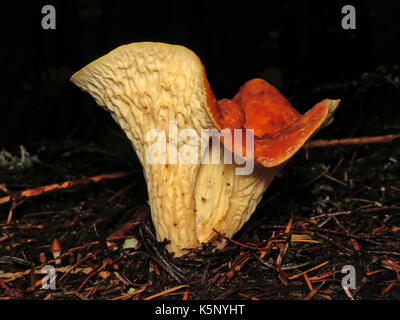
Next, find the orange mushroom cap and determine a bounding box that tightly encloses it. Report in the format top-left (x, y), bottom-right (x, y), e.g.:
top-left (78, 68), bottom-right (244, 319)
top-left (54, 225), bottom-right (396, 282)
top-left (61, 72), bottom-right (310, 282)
top-left (204, 78), bottom-right (340, 167)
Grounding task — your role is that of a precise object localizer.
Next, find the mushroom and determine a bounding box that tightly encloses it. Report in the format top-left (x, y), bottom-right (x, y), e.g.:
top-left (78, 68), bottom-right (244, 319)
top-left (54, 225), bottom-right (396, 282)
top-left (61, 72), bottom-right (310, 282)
top-left (195, 79), bottom-right (339, 247)
top-left (70, 42), bottom-right (339, 256)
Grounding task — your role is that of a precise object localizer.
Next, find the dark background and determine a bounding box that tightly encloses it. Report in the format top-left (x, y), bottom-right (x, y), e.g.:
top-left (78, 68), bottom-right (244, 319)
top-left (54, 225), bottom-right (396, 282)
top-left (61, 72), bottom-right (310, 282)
top-left (0, 0), bottom-right (399, 154)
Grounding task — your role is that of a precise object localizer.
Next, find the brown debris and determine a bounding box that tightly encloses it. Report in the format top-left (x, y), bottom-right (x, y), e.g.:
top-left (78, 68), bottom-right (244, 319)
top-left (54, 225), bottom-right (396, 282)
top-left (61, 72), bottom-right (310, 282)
top-left (0, 136), bottom-right (399, 300)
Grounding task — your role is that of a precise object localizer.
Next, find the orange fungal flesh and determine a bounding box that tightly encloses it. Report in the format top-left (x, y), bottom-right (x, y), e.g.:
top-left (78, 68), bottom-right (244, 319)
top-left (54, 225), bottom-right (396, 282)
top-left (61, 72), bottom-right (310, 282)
top-left (253, 99), bottom-right (330, 166)
top-left (217, 98), bottom-right (246, 129)
top-left (233, 79), bottom-right (300, 138)
top-left (206, 78), bottom-right (338, 167)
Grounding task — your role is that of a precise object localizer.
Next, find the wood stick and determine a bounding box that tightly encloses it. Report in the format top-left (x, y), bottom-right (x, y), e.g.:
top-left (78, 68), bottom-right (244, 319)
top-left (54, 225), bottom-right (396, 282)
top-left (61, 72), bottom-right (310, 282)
top-left (0, 171), bottom-right (130, 207)
top-left (1, 172), bottom-right (130, 223)
top-left (305, 134), bottom-right (400, 148)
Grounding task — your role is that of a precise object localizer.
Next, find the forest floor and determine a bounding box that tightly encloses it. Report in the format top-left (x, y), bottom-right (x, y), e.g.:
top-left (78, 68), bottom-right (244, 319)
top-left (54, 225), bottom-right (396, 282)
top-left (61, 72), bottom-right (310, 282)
top-left (1, 135), bottom-right (399, 301)
top-left (0, 66), bottom-right (399, 300)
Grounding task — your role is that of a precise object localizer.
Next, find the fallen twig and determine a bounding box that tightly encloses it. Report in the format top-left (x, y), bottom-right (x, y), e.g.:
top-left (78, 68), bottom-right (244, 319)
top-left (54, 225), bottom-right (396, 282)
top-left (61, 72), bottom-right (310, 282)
top-left (288, 261), bottom-right (329, 280)
top-left (111, 283), bottom-right (148, 300)
top-left (144, 284), bottom-right (189, 300)
top-left (303, 281), bottom-right (325, 300)
top-left (0, 171), bottom-right (130, 223)
top-left (305, 134), bottom-right (400, 148)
